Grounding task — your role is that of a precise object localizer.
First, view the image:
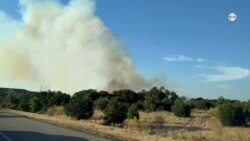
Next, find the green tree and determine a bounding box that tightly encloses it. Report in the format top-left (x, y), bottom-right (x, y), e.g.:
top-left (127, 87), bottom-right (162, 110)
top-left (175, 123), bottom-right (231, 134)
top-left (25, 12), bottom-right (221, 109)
top-left (103, 98), bottom-right (128, 125)
top-left (169, 91), bottom-right (179, 103)
top-left (3, 94), bottom-right (19, 109)
top-left (218, 102), bottom-right (246, 126)
top-left (29, 97), bottom-right (42, 113)
top-left (48, 91), bottom-right (70, 107)
top-left (245, 100), bottom-right (250, 123)
top-left (143, 98), bottom-right (156, 112)
top-left (94, 97), bottom-right (109, 110)
top-left (113, 90), bottom-right (138, 105)
top-left (193, 98), bottom-right (213, 110)
top-left (65, 97), bottom-right (94, 120)
top-left (17, 94), bottom-right (31, 111)
top-left (171, 100), bottom-right (191, 117)
top-left (74, 89), bottom-right (100, 101)
top-left (127, 104), bottom-right (139, 120)
top-left (161, 98), bottom-right (172, 111)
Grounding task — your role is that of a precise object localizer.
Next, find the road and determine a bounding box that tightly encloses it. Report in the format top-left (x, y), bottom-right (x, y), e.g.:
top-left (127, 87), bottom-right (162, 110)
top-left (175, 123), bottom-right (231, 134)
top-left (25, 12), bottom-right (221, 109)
top-left (0, 111), bottom-right (110, 141)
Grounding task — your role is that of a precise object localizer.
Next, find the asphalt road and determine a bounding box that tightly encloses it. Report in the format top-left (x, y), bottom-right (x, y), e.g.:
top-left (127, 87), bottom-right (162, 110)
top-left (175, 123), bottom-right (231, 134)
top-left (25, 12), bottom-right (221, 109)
top-left (0, 111), bottom-right (110, 141)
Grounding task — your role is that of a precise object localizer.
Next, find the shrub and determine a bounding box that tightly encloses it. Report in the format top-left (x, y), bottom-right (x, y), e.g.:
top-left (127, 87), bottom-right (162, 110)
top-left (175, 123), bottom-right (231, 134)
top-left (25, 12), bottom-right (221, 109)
top-left (161, 98), bottom-right (172, 111)
top-left (171, 100), bottom-right (191, 117)
top-left (217, 102), bottom-right (246, 126)
top-left (113, 90), bottom-right (138, 105)
top-left (232, 102), bottom-right (245, 125)
top-left (65, 97), bottom-right (94, 120)
top-left (127, 104), bottom-right (139, 120)
top-left (143, 98), bottom-right (156, 112)
top-left (94, 97), bottom-right (109, 110)
top-left (29, 97), bottom-right (42, 113)
top-left (18, 101), bottom-right (30, 112)
top-left (193, 98), bottom-right (212, 110)
top-left (244, 100), bottom-right (250, 123)
top-left (74, 89), bottom-right (100, 101)
top-left (103, 98), bottom-right (128, 125)
top-left (17, 94), bottom-right (31, 112)
top-left (3, 94), bottom-right (19, 109)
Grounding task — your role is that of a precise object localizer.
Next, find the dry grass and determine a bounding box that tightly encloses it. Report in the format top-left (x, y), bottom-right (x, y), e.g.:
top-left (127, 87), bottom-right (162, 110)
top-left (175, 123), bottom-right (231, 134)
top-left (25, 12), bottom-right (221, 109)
top-left (4, 109), bottom-right (250, 141)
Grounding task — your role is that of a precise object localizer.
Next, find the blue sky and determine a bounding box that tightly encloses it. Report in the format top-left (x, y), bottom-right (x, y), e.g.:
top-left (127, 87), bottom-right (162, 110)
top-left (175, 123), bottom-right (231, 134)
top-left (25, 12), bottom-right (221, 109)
top-left (0, 0), bottom-right (250, 100)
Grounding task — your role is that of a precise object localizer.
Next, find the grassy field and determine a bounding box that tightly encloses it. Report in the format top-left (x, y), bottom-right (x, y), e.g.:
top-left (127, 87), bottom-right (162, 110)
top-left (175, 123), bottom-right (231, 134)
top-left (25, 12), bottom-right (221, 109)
top-left (4, 109), bottom-right (250, 141)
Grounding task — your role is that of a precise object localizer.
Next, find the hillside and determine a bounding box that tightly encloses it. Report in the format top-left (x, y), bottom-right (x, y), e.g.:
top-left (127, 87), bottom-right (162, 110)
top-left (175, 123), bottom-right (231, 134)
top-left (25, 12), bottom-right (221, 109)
top-left (0, 87), bottom-right (32, 95)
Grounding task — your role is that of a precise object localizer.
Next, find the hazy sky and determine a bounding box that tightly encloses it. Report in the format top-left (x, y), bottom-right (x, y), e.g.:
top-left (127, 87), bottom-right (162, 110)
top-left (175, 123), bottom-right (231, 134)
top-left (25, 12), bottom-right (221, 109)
top-left (0, 0), bottom-right (249, 100)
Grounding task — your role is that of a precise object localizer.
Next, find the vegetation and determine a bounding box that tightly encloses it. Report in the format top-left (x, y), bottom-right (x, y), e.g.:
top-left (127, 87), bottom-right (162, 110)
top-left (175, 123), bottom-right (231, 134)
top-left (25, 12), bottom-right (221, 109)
top-left (217, 102), bottom-right (246, 126)
top-left (65, 97), bottom-right (94, 120)
top-left (46, 106), bottom-right (65, 116)
top-left (29, 97), bottom-right (42, 113)
top-left (103, 98), bottom-right (128, 125)
top-left (0, 87), bottom-right (249, 127)
top-left (127, 104), bottom-right (139, 120)
top-left (94, 97), bottom-right (109, 110)
top-left (171, 99), bottom-right (191, 117)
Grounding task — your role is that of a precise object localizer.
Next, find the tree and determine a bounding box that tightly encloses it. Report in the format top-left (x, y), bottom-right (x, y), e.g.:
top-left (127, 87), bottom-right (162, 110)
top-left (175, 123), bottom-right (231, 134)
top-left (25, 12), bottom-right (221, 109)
top-left (143, 98), bottom-right (157, 112)
top-left (3, 94), bottom-right (19, 109)
top-left (17, 94), bottom-right (31, 111)
top-left (94, 97), bottom-right (109, 110)
top-left (65, 97), bottom-right (94, 120)
top-left (161, 98), bottom-right (172, 111)
top-left (48, 91), bottom-right (70, 107)
top-left (127, 104), bottom-right (139, 120)
top-left (170, 91), bottom-right (179, 103)
top-left (74, 89), bottom-right (100, 101)
top-left (103, 98), bottom-right (128, 125)
top-left (193, 98), bottom-right (213, 110)
top-left (218, 102), bottom-right (246, 126)
top-left (29, 97), bottom-right (42, 113)
top-left (245, 100), bottom-right (250, 123)
top-left (171, 100), bottom-right (191, 117)
top-left (113, 90), bottom-right (138, 105)
top-left (232, 102), bottom-right (245, 126)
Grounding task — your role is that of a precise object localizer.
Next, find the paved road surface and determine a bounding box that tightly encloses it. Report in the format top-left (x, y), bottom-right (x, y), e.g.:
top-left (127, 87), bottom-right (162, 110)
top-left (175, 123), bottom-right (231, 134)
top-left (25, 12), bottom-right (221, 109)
top-left (0, 111), bottom-right (110, 141)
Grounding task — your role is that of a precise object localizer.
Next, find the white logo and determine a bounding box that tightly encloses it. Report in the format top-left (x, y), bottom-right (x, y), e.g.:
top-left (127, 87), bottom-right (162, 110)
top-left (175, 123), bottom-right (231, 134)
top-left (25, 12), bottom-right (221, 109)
top-left (228, 13), bottom-right (237, 22)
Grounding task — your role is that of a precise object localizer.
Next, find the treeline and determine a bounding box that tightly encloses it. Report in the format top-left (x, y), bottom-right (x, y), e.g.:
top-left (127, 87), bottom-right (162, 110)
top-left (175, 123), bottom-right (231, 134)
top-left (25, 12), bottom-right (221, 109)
top-left (0, 87), bottom-right (249, 126)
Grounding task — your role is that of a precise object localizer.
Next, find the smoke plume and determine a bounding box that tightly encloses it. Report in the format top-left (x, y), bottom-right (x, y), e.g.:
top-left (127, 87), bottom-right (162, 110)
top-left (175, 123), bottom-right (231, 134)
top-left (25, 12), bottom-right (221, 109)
top-left (0, 0), bottom-right (165, 93)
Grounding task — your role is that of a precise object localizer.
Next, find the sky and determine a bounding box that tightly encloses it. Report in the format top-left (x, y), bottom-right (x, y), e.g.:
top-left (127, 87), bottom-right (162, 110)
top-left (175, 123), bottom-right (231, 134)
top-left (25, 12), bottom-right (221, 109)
top-left (0, 0), bottom-right (249, 100)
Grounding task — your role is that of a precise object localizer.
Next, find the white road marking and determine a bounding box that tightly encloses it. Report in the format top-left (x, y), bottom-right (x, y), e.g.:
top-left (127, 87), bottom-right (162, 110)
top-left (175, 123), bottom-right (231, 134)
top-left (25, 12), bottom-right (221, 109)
top-left (0, 131), bottom-right (12, 141)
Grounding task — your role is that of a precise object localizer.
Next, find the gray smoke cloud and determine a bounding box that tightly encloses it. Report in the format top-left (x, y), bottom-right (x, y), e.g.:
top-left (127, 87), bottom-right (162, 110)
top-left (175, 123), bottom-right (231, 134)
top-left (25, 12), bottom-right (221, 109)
top-left (0, 0), bottom-right (166, 93)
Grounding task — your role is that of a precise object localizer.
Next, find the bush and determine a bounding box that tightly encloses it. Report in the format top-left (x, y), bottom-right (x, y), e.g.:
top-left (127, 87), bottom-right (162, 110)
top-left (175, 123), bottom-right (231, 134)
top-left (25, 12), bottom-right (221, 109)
top-left (3, 94), bottom-right (19, 109)
top-left (29, 97), bottom-right (42, 113)
top-left (218, 102), bottom-right (246, 126)
top-left (127, 104), bottom-right (139, 120)
top-left (17, 94), bottom-right (31, 112)
top-left (161, 98), bottom-right (172, 111)
top-left (94, 97), bottom-right (109, 110)
top-left (244, 100), bottom-right (250, 123)
top-left (74, 89), bottom-right (100, 101)
top-left (193, 98), bottom-right (212, 110)
top-left (143, 98), bottom-right (156, 112)
top-left (103, 98), bottom-right (128, 125)
top-left (232, 102), bottom-right (245, 125)
top-left (65, 97), bottom-right (94, 120)
top-left (171, 100), bottom-right (191, 117)
top-left (18, 101), bottom-right (30, 112)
